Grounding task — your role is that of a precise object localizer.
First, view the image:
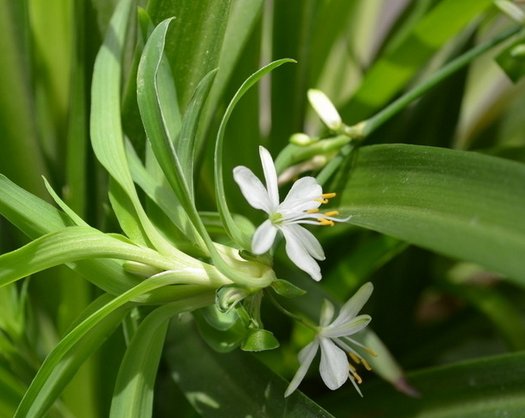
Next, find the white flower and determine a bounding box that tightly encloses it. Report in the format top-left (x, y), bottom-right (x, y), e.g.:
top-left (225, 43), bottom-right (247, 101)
top-left (285, 282), bottom-right (375, 397)
top-left (307, 89), bottom-right (342, 131)
top-left (233, 146), bottom-right (347, 281)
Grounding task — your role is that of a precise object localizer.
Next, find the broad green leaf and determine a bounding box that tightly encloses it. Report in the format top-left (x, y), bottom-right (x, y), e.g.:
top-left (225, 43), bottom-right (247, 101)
top-left (110, 297), bottom-right (213, 418)
top-left (166, 319), bottom-right (335, 418)
top-left (328, 352), bottom-right (525, 418)
top-left (339, 144), bottom-right (525, 284)
top-left (340, 0), bottom-right (493, 123)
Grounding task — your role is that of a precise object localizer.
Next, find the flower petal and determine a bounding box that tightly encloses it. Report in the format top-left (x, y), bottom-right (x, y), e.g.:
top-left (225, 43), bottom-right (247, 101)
top-left (279, 177), bottom-right (322, 215)
top-left (251, 220), bottom-right (278, 254)
top-left (319, 338), bottom-right (348, 390)
top-left (322, 314), bottom-right (371, 339)
top-left (284, 340), bottom-right (319, 397)
top-left (259, 146), bottom-right (279, 208)
top-left (282, 226), bottom-right (322, 281)
top-left (307, 89), bottom-right (342, 131)
top-left (233, 166), bottom-right (274, 213)
top-left (331, 282), bottom-right (373, 328)
top-left (286, 224), bottom-right (325, 260)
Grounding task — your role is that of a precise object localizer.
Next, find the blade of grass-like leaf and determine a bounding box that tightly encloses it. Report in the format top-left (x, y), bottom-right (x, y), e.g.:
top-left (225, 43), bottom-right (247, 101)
top-left (14, 296), bottom-right (130, 418)
top-left (137, 18), bottom-right (272, 288)
top-left (15, 282), bottom-right (214, 418)
top-left (0, 226), bottom-right (184, 288)
top-left (91, 0), bottom-right (182, 259)
top-left (196, 0), bottom-right (264, 154)
top-left (339, 144), bottom-right (525, 284)
top-left (327, 352), bottom-right (525, 418)
top-left (125, 141), bottom-right (206, 252)
top-left (166, 318), bottom-right (335, 418)
top-left (0, 175), bottom-right (139, 294)
top-left (177, 69), bottom-right (217, 197)
top-left (214, 59), bottom-right (295, 249)
top-left (109, 295), bottom-right (213, 418)
top-left (146, 0), bottom-right (231, 113)
top-left (0, 1), bottom-right (47, 197)
top-left (340, 0), bottom-right (493, 123)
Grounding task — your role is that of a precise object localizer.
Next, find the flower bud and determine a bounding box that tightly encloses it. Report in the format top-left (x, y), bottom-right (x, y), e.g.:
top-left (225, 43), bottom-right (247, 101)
top-left (307, 89), bottom-right (342, 131)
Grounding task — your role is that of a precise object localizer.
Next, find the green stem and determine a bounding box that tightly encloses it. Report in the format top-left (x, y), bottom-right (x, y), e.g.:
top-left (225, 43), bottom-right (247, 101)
top-left (359, 25), bottom-right (522, 137)
top-left (265, 290), bottom-right (317, 331)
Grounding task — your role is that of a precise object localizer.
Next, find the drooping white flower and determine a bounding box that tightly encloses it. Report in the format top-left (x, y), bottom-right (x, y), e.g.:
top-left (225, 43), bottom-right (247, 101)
top-left (233, 146), bottom-right (348, 281)
top-left (285, 282), bottom-right (375, 397)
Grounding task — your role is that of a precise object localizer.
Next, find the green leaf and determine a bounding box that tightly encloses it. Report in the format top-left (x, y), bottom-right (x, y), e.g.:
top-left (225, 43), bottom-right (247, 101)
top-left (496, 38), bottom-right (525, 83)
top-left (339, 144), bottom-right (525, 284)
top-left (147, 0), bottom-right (231, 113)
top-left (14, 295), bottom-right (130, 418)
top-left (328, 352), bottom-right (525, 418)
top-left (110, 297), bottom-right (213, 418)
top-left (214, 58), bottom-right (295, 249)
top-left (90, 0), bottom-right (180, 258)
top-left (166, 319), bottom-right (335, 417)
top-left (0, 226), bottom-right (180, 288)
top-left (341, 0), bottom-right (494, 122)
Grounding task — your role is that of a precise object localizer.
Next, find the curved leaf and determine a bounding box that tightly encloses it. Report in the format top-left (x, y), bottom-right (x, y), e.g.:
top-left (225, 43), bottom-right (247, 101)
top-left (109, 295), bottom-right (213, 418)
top-left (339, 144), bottom-right (525, 284)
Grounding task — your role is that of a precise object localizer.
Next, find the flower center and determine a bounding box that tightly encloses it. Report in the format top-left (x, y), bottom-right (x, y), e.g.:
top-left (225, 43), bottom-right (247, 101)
top-left (270, 212), bottom-right (284, 224)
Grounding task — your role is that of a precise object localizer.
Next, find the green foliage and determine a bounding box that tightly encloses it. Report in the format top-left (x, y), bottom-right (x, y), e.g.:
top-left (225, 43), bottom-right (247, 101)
top-left (0, 0), bottom-right (524, 417)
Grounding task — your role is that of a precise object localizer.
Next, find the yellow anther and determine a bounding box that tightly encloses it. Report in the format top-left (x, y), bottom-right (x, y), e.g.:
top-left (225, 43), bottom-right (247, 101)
top-left (322, 192), bottom-right (336, 199)
top-left (349, 352), bottom-right (361, 364)
top-left (349, 366), bottom-right (363, 384)
top-left (362, 358), bottom-right (372, 371)
top-left (315, 198), bottom-right (329, 204)
top-left (318, 218), bottom-right (334, 226)
top-left (324, 210), bottom-right (339, 217)
top-left (306, 208), bottom-right (319, 213)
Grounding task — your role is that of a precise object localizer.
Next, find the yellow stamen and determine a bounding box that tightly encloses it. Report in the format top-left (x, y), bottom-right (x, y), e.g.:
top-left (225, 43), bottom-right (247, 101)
top-left (306, 208), bottom-right (319, 213)
top-left (362, 358), bottom-right (372, 371)
top-left (349, 352), bottom-right (361, 364)
top-left (318, 218), bottom-right (334, 226)
top-left (315, 198), bottom-right (329, 204)
top-left (348, 364), bottom-right (363, 384)
top-left (324, 210), bottom-right (339, 217)
top-left (322, 192), bottom-right (336, 199)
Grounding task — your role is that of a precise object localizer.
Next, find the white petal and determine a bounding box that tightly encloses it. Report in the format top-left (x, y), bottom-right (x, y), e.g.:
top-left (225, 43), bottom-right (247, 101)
top-left (307, 89), bottom-right (342, 131)
top-left (284, 341), bottom-right (319, 397)
top-left (279, 177), bottom-right (322, 215)
top-left (320, 299), bottom-right (335, 327)
top-left (251, 220), bottom-right (278, 254)
top-left (322, 314), bottom-right (371, 339)
top-left (285, 224), bottom-right (325, 260)
top-left (331, 282), bottom-right (373, 328)
top-left (319, 338), bottom-right (348, 390)
top-left (282, 227), bottom-right (322, 281)
top-left (233, 166), bottom-right (274, 213)
top-left (259, 146), bottom-right (279, 208)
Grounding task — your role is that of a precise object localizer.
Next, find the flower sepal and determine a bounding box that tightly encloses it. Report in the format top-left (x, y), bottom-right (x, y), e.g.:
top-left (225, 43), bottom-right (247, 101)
top-left (270, 279), bottom-right (307, 298)
top-left (241, 329), bottom-right (280, 352)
